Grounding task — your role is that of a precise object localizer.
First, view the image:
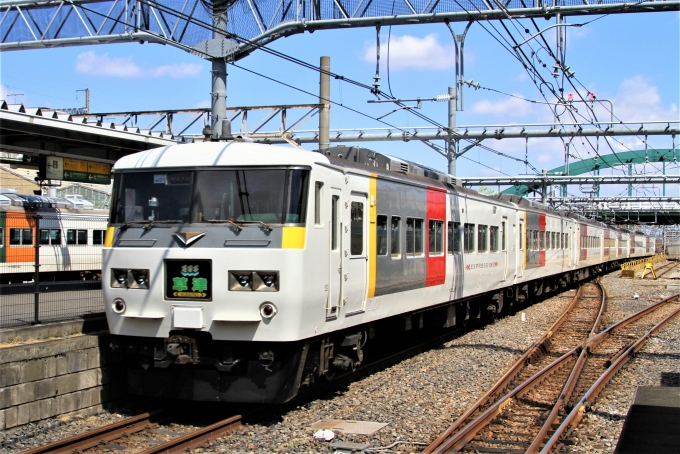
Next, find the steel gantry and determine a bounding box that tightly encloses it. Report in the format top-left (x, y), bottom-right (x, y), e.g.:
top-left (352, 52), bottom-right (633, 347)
top-left (1, 0), bottom-right (679, 58)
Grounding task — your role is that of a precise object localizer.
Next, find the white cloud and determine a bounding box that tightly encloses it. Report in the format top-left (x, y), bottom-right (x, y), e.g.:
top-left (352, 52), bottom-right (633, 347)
top-left (469, 96), bottom-right (535, 117)
top-left (76, 51), bottom-right (202, 78)
top-left (194, 99), bottom-right (211, 108)
top-left (362, 34), bottom-right (456, 71)
top-left (612, 76), bottom-right (678, 122)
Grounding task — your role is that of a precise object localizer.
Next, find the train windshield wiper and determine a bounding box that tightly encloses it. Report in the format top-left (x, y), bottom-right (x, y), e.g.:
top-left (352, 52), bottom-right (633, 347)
top-left (120, 220), bottom-right (182, 231)
top-left (234, 220), bottom-right (274, 232)
top-left (203, 219), bottom-right (243, 231)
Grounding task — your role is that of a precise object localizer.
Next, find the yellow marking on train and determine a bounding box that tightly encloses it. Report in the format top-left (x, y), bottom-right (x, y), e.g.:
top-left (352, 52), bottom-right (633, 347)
top-left (104, 226), bottom-right (116, 248)
top-left (368, 174), bottom-right (377, 298)
top-left (282, 227), bottom-right (306, 249)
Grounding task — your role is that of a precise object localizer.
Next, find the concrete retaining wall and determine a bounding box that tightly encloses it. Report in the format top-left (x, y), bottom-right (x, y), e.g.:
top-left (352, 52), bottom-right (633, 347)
top-left (0, 332), bottom-right (126, 430)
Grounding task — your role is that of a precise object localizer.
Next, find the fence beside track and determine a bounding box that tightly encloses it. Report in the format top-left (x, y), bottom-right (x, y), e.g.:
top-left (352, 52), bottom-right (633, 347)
top-left (620, 253), bottom-right (665, 278)
top-left (0, 213), bottom-right (105, 329)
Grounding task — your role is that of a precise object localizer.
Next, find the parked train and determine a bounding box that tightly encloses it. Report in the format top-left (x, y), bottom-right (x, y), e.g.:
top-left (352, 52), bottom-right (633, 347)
top-left (0, 190), bottom-right (108, 284)
top-left (103, 143), bottom-right (658, 403)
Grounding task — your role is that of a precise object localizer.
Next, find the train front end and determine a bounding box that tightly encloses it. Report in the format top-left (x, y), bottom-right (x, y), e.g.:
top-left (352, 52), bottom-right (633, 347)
top-left (103, 143), bottom-right (324, 403)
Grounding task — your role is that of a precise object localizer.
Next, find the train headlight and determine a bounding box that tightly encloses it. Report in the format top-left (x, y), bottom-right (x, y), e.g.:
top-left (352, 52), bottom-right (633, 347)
top-left (111, 269), bottom-right (150, 289)
top-left (230, 271), bottom-right (279, 292)
top-left (112, 269), bottom-right (129, 288)
top-left (260, 302), bottom-right (277, 319)
top-left (112, 298), bottom-right (126, 314)
top-left (131, 270), bottom-right (149, 289)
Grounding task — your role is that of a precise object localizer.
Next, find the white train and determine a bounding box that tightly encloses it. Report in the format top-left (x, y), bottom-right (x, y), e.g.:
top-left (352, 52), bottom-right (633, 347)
top-left (103, 143), bottom-right (657, 403)
top-left (0, 191), bottom-right (108, 283)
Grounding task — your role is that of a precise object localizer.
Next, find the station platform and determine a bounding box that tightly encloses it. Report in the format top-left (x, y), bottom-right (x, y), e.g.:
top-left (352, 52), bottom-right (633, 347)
top-left (615, 386), bottom-right (680, 453)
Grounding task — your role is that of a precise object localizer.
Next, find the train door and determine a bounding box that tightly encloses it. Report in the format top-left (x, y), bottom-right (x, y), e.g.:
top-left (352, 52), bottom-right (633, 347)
top-left (501, 216), bottom-right (508, 281)
top-left (517, 216), bottom-right (524, 278)
top-left (343, 192), bottom-right (368, 315)
top-left (327, 189), bottom-right (342, 319)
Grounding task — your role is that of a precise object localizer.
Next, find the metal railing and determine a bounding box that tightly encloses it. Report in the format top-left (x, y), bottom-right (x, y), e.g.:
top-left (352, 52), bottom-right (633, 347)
top-left (0, 213), bottom-right (106, 329)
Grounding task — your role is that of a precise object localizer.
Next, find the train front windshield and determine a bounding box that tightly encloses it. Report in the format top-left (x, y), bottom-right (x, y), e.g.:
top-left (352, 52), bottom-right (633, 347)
top-left (111, 168), bottom-right (309, 225)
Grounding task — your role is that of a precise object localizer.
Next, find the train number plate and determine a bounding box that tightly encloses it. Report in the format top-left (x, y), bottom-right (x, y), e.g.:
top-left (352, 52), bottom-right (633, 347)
top-left (165, 259), bottom-right (212, 301)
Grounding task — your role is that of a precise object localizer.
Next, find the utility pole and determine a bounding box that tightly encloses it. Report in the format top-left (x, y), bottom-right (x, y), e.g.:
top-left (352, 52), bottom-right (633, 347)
top-left (210, 7), bottom-right (228, 139)
top-left (448, 85), bottom-right (457, 175)
top-left (319, 56), bottom-right (330, 152)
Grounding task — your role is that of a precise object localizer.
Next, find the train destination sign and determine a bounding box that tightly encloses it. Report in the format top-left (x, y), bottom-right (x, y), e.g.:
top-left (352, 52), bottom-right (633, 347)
top-left (39, 156), bottom-right (111, 184)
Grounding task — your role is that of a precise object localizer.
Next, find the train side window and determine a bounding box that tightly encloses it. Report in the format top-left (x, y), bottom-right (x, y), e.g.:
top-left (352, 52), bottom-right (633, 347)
top-left (454, 222), bottom-right (462, 253)
top-left (0, 227), bottom-right (3, 247)
top-left (447, 222), bottom-right (454, 255)
top-left (314, 182), bottom-right (323, 226)
top-left (519, 221), bottom-right (524, 250)
top-left (464, 223), bottom-right (475, 253)
top-left (10, 228), bottom-right (33, 245)
top-left (40, 229), bottom-right (61, 245)
top-left (533, 230), bottom-right (539, 250)
top-left (501, 222), bottom-right (506, 251)
top-left (489, 226), bottom-right (499, 252)
top-left (551, 232), bottom-right (556, 249)
top-left (67, 229), bottom-right (88, 245)
top-left (390, 216), bottom-right (401, 257)
top-left (429, 220), bottom-right (443, 255)
top-left (331, 196), bottom-right (339, 250)
top-left (350, 202), bottom-right (363, 256)
top-left (539, 231), bottom-right (546, 251)
top-left (477, 225), bottom-right (488, 252)
top-left (377, 215), bottom-right (388, 256)
top-left (93, 230), bottom-right (107, 245)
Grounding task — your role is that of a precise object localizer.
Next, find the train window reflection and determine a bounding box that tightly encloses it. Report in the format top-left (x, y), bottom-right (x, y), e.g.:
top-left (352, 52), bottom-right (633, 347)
top-left (350, 202), bottom-right (364, 255)
top-left (391, 217), bottom-right (401, 257)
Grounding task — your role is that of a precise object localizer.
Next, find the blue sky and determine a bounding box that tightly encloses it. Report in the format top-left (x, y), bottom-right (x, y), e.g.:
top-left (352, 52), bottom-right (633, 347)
top-left (1, 10), bottom-right (678, 196)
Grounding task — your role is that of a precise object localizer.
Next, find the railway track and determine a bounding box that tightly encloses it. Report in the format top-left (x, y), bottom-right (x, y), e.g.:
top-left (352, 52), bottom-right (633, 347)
top-left (423, 282), bottom-right (606, 454)
top-left (654, 261), bottom-right (678, 279)
top-left (20, 409), bottom-right (246, 454)
top-left (424, 291), bottom-right (680, 454)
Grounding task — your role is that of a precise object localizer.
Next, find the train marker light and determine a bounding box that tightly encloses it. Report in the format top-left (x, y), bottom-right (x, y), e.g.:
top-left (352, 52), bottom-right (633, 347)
top-left (113, 298), bottom-right (126, 314)
top-left (260, 302), bottom-right (277, 319)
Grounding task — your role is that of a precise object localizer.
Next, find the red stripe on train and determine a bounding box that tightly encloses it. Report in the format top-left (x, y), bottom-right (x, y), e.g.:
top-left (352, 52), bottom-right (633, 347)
top-left (426, 188), bottom-right (446, 287)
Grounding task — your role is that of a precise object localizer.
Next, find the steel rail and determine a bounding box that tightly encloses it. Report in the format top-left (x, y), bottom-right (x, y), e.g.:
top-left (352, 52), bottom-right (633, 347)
top-left (653, 261), bottom-right (678, 279)
top-left (541, 297), bottom-right (680, 453)
top-left (526, 282), bottom-right (607, 452)
top-left (423, 285), bottom-right (589, 453)
top-left (423, 282), bottom-right (606, 453)
top-left (137, 413), bottom-right (244, 454)
top-left (434, 348), bottom-right (580, 453)
top-left (21, 410), bottom-right (164, 454)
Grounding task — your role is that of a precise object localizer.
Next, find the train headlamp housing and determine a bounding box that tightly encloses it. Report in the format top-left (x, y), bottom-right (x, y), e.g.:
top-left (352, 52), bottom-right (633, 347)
top-left (111, 269), bottom-right (150, 289)
top-left (229, 271), bottom-right (279, 292)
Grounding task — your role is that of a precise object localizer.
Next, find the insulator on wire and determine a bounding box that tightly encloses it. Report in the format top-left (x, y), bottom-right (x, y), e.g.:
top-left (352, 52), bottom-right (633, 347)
top-left (435, 94), bottom-right (452, 102)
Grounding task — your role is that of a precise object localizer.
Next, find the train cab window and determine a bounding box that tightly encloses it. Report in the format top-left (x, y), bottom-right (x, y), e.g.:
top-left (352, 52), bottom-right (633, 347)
top-left (39, 229), bottom-right (61, 245)
top-left (489, 226), bottom-right (499, 252)
top-left (331, 196), bottom-right (339, 250)
top-left (67, 229), bottom-right (88, 245)
top-left (477, 225), bottom-right (488, 252)
top-left (350, 202), bottom-right (364, 256)
top-left (93, 230), bottom-right (107, 245)
top-left (429, 220), bottom-right (444, 255)
top-left (314, 182), bottom-right (323, 226)
top-left (464, 223), bottom-right (475, 253)
top-left (390, 216), bottom-right (401, 257)
top-left (377, 215), bottom-right (388, 256)
top-left (10, 228), bottom-right (32, 245)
